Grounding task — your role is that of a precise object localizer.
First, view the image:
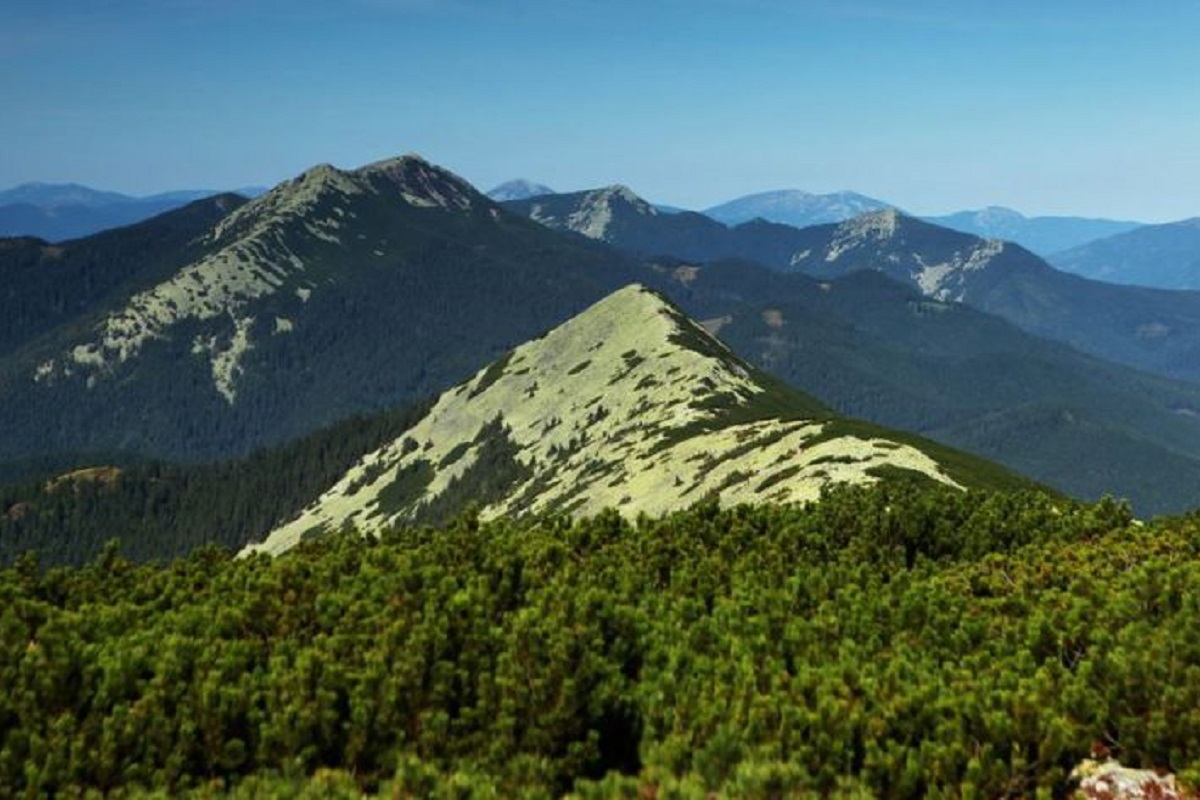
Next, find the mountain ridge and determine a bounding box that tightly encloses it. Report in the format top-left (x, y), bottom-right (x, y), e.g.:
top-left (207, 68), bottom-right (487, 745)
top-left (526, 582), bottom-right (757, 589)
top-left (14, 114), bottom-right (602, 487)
top-left (34, 155), bottom-right (488, 402)
top-left (504, 184), bottom-right (824, 267)
top-left (507, 189), bottom-right (1200, 388)
top-left (925, 206), bottom-right (1142, 255)
top-left (0, 193), bottom-right (249, 359)
top-left (701, 189), bottom-right (1141, 255)
top-left (1050, 217), bottom-right (1200, 289)
top-left (784, 211), bottom-right (1200, 386)
top-left (244, 284), bottom-right (1018, 556)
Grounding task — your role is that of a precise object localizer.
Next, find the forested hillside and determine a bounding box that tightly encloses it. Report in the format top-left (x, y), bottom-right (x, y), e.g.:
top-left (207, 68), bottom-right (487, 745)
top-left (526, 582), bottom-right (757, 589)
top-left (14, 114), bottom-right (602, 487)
top-left (0, 157), bottom-right (649, 467)
top-left (0, 401), bottom-right (428, 566)
top-left (0, 194), bottom-right (247, 357)
top-left (3, 485), bottom-right (1198, 798)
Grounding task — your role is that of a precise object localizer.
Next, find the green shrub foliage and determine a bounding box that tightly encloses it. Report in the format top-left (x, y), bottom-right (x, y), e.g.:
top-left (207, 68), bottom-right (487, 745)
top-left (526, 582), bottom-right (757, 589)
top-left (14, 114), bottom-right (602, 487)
top-left (2, 485), bottom-right (1199, 798)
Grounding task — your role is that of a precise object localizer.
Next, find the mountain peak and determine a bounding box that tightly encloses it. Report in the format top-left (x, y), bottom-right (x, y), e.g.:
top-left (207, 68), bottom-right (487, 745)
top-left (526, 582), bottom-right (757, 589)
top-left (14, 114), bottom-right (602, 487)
top-left (361, 151), bottom-right (428, 168)
top-left (211, 153), bottom-right (481, 244)
top-left (793, 210), bottom-right (1019, 301)
top-left (0, 182), bottom-right (133, 209)
top-left (486, 179), bottom-right (556, 202)
top-left (243, 284), bottom-right (966, 556)
top-left (292, 162), bottom-right (359, 192)
top-left (832, 207), bottom-right (902, 239)
top-left (352, 152), bottom-right (436, 181)
top-left (704, 189), bottom-right (894, 227)
top-left (41, 153), bottom-right (491, 403)
top-left (601, 184), bottom-right (645, 203)
top-left (821, 209), bottom-right (906, 263)
top-left (556, 185), bottom-right (657, 239)
top-left (207, 162), bottom-right (365, 244)
top-left (353, 154), bottom-right (480, 211)
top-left (980, 205), bottom-right (1023, 217)
top-left (577, 281), bottom-right (669, 316)
top-left (510, 184), bottom-right (659, 242)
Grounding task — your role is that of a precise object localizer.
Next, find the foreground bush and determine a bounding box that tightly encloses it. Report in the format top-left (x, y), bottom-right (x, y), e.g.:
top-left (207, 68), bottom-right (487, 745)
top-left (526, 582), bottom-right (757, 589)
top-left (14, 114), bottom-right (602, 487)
top-left (2, 484), bottom-right (1199, 797)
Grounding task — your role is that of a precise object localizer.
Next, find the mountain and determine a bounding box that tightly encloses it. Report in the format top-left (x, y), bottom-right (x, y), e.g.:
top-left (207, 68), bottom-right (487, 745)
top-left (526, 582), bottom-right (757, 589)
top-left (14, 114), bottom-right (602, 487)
top-left (1049, 217), bottom-right (1200, 289)
top-left (485, 179), bottom-right (555, 201)
top-left (704, 189), bottom-right (893, 228)
top-left (0, 181), bottom-right (268, 209)
top-left (0, 155), bottom-right (649, 466)
top-left (787, 209), bottom-right (1045, 301)
top-left (0, 182), bottom-right (134, 208)
top-left (499, 194), bottom-right (1200, 511)
top-left (0, 199), bottom-right (214, 242)
top-left (508, 184), bottom-right (663, 240)
top-left (925, 206), bottom-right (1142, 256)
top-left (785, 210), bottom-right (1200, 386)
top-left (503, 185), bottom-right (823, 267)
top-left (8, 157), bottom-right (1200, 515)
top-left (0, 182), bottom-right (268, 241)
top-left (243, 285), bottom-right (1023, 556)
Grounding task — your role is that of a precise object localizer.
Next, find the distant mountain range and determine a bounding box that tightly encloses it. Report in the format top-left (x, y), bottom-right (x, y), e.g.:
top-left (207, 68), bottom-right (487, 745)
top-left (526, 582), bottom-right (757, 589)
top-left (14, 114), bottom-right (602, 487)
top-left (706, 194), bottom-right (1146, 256)
top-left (0, 182), bottom-right (267, 241)
top-left (703, 189), bottom-right (893, 229)
top-left (485, 179), bottom-right (555, 201)
top-left (1049, 217), bottom-right (1200, 289)
top-left (0, 182), bottom-right (268, 209)
top-left (924, 206), bottom-right (1142, 255)
top-left (492, 179), bottom-right (1149, 256)
top-left (6, 158), bottom-right (1200, 514)
top-left (5, 176), bottom-right (1173, 263)
top-left (786, 211), bottom-right (1200, 388)
top-left (488, 179), bottom-right (684, 214)
top-left (503, 185), bottom-right (824, 268)
top-left (505, 186), bottom-right (1200, 388)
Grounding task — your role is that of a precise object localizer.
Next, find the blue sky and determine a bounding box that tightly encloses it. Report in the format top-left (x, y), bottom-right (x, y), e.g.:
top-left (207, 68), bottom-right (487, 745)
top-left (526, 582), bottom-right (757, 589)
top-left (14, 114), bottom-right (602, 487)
top-left (2, 0), bottom-right (1198, 221)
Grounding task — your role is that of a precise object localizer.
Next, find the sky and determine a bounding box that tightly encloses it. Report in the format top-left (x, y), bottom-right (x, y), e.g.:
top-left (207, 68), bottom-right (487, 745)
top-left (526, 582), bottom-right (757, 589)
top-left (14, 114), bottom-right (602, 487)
top-left (2, 0), bottom-right (1199, 221)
